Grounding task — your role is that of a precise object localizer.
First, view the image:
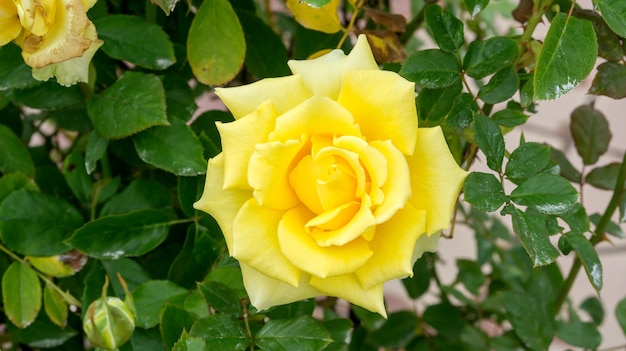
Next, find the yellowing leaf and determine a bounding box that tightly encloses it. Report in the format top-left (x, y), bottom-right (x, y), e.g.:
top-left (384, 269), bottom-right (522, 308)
top-left (286, 0), bottom-right (342, 34)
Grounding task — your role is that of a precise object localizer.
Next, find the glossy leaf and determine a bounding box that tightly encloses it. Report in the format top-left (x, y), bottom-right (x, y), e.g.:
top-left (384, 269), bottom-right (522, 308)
top-left (492, 108), bottom-right (529, 127)
top-left (133, 280), bottom-right (188, 329)
top-left (589, 61), bottom-right (626, 99)
top-left (400, 49), bottom-right (461, 89)
top-left (0, 43), bottom-right (38, 90)
top-left (501, 204), bottom-right (560, 266)
top-left (133, 118), bottom-right (207, 176)
top-left (188, 0), bottom-right (245, 85)
top-left (558, 203), bottom-right (590, 234)
top-left (198, 281), bottom-right (241, 315)
top-left (445, 93), bottom-right (477, 129)
top-left (173, 331), bottom-right (206, 351)
top-left (255, 315), bottom-right (332, 351)
top-left (563, 232), bottom-right (602, 293)
top-left (323, 319), bottom-right (352, 349)
top-left (510, 173), bottom-right (578, 215)
top-left (95, 15), bottom-right (175, 70)
top-left (463, 37), bottom-right (518, 79)
top-left (190, 314), bottom-right (250, 350)
top-left (465, 0), bottom-right (490, 18)
top-left (85, 131), bottom-right (108, 175)
top-left (595, 0), bottom-right (626, 37)
top-left (168, 225), bottom-right (220, 288)
top-left (43, 282), bottom-right (68, 328)
top-left (464, 172), bottom-right (506, 212)
top-left (534, 13), bottom-right (597, 100)
top-left (478, 66), bottom-right (519, 104)
top-left (63, 151), bottom-right (93, 203)
top-left (473, 114), bottom-right (505, 172)
top-left (300, 0), bottom-right (331, 6)
top-left (417, 79), bottom-right (463, 127)
top-left (555, 321), bottom-right (601, 349)
top-left (503, 291), bottom-right (552, 351)
top-left (365, 311), bottom-right (418, 348)
top-left (570, 105), bottom-right (611, 165)
top-left (2, 262), bottom-right (42, 328)
top-left (100, 178), bottom-right (172, 216)
top-left (0, 124), bottom-right (35, 177)
top-left (424, 4), bottom-right (465, 52)
top-left (87, 72), bottom-right (168, 139)
top-left (66, 209), bottom-right (175, 260)
top-left (0, 190), bottom-right (83, 256)
top-left (550, 148), bottom-right (581, 183)
top-left (402, 254), bottom-right (431, 299)
top-left (574, 9), bottom-right (624, 62)
top-left (152, 0), bottom-right (180, 15)
top-left (163, 75), bottom-right (198, 122)
top-left (160, 304), bottom-right (195, 351)
top-left (505, 142), bottom-right (551, 180)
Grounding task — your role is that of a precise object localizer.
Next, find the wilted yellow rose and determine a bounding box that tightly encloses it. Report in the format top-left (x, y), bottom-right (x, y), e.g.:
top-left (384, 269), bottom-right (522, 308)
top-left (0, 0), bottom-right (102, 86)
top-left (194, 35), bottom-right (468, 316)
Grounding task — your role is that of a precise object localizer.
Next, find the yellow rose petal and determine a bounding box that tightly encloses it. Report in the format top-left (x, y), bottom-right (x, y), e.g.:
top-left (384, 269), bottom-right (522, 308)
top-left (310, 274), bottom-right (386, 317)
top-left (288, 35), bottom-right (377, 100)
top-left (218, 100), bottom-right (278, 189)
top-left (307, 195), bottom-right (376, 247)
top-left (240, 263), bottom-right (320, 312)
top-left (407, 127), bottom-right (468, 234)
top-left (356, 203), bottom-right (427, 289)
top-left (215, 75), bottom-right (312, 119)
top-left (370, 140), bottom-right (411, 223)
top-left (289, 155), bottom-right (325, 215)
top-left (192, 154), bottom-right (252, 253)
top-left (0, 1), bottom-right (22, 45)
top-left (314, 147), bottom-right (362, 211)
top-left (232, 199), bottom-right (301, 287)
top-left (278, 206), bottom-right (373, 278)
top-left (337, 70), bottom-right (417, 155)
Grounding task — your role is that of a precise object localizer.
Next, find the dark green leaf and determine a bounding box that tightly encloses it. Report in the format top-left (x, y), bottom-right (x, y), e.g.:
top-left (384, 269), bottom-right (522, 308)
top-left (169, 225), bottom-right (220, 289)
top-left (0, 173), bottom-right (37, 203)
top-left (595, 0), bottom-right (626, 37)
top-left (555, 321), bottom-right (601, 349)
top-left (570, 105), bottom-right (611, 165)
top-left (0, 190), bottom-right (82, 255)
top-left (152, 0), bottom-right (180, 15)
top-left (534, 13), bottom-right (597, 100)
top-left (510, 173), bottom-right (578, 214)
top-left (173, 331), bottom-right (206, 351)
top-left (505, 142), bottom-right (551, 180)
top-left (456, 259), bottom-right (485, 295)
top-left (100, 178), bottom-right (172, 216)
top-left (491, 108), bottom-right (529, 127)
top-left (423, 303), bottom-right (465, 340)
top-left (366, 311), bottom-right (418, 348)
top-left (463, 172), bottom-right (506, 212)
top-left (256, 315), bottom-right (332, 351)
top-left (563, 232), bottom-right (602, 292)
top-left (550, 147), bottom-right (581, 183)
top-left (501, 204), bottom-right (559, 266)
top-left (473, 114), bottom-right (505, 172)
top-left (402, 254), bottom-right (431, 299)
top-left (163, 75), bottom-right (198, 122)
top-left (178, 176), bottom-right (202, 218)
top-left (502, 291), bottom-right (552, 351)
top-left (323, 319), bottom-right (352, 348)
top-left (63, 151), bottom-right (93, 203)
top-left (48, 104), bottom-right (93, 132)
top-left (85, 131), bottom-right (108, 175)
top-left (204, 262), bottom-right (246, 299)
top-left (2, 262), bottom-right (41, 328)
top-left (265, 299), bottom-right (315, 320)
top-left (188, 0), bottom-right (245, 85)
top-left (88, 72), bottom-right (168, 139)
top-left (10, 81), bottom-right (83, 109)
top-left (7, 313), bottom-right (77, 348)
top-left (478, 66), bottom-right (519, 104)
top-left (133, 118), bottom-right (207, 176)
top-left (0, 124), bottom-right (35, 177)
top-left (445, 93), bottom-right (477, 129)
top-left (417, 79), bottom-right (462, 127)
top-left (160, 304), bottom-right (195, 351)
top-left (95, 15), bottom-right (175, 70)
top-left (590, 213), bottom-right (625, 238)
top-left (463, 37), bottom-right (518, 79)
top-left (190, 314), bottom-right (249, 350)
top-left (133, 280), bottom-right (189, 329)
top-left (66, 209), bottom-right (175, 259)
top-left (574, 9), bottom-right (624, 62)
top-left (102, 258), bottom-right (151, 298)
top-left (460, 325), bottom-right (489, 351)
top-left (616, 297), bottom-right (626, 336)
top-left (589, 61), bottom-right (626, 99)
top-left (424, 4), bottom-right (465, 52)
top-left (0, 43), bottom-right (38, 90)
top-left (400, 49), bottom-right (461, 89)
top-left (128, 326), bottom-right (167, 351)
top-left (465, 0), bottom-right (489, 17)
top-left (198, 281), bottom-right (241, 315)
top-left (580, 296), bottom-right (604, 325)
top-left (558, 203), bottom-right (590, 234)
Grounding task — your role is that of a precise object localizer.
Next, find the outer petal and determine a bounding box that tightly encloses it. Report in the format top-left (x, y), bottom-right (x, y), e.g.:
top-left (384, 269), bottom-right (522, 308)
top-left (370, 140), bottom-right (411, 223)
top-left (215, 75), bottom-right (312, 119)
top-left (0, 1), bottom-right (21, 45)
top-left (310, 274), bottom-right (386, 317)
top-left (278, 206), bottom-right (373, 278)
top-left (193, 154), bottom-right (252, 253)
top-left (232, 199), bottom-right (301, 287)
top-left (218, 100), bottom-right (278, 189)
top-left (355, 203), bottom-right (426, 289)
top-left (337, 70), bottom-right (417, 155)
top-left (240, 263), bottom-right (320, 312)
top-left (406, 127), bottom-right (468, 234)
top-left (288, 35), bottom-right (378, 100)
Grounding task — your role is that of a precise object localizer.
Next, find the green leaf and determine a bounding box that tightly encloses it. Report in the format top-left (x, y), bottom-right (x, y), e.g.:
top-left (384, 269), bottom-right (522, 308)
top-left (463, 36), bottom-right (518, 79)
top-left (63, 151), bottom-right (93, 203)
top-left (173, 331), bottom-right (206, 351)
top-left (190, 314), bottom-right (249, 350)
top-left (100, 178), bottom-right (172, 216)
top-left (169, 225), bottom-right (220, 289)
top-left (133, 280), bottom-right (189, 329)
top-left (43, 282), bottom-right (68, 328)
top-left (0, 190), bottom-right (83, 256)
top-left (590, 213), bottom-right (625, 238)
top-left (265, 299), bottom-right (315, 320)
top-left (2, 262), bottom-right (42, 328)
top-left (589, 61), bottom-right (626, 99)
top-left (198, 281), bottom-right (241, 315)
top-left (563, 232), bottom-right (602, 292)
top-left (255, 315), bottom-right (332, 351)
top-left (0, 125), bottom-right (35, 177)
top-left (10, 81), bottom-right (83, 109)
top-left (160, 304), bottom-right (195, 351)
top-left (102, 258), bottom-right (151, 297)
top-left (152, 0), bottom-right (180, 15)
top-left (558, 203), bottom-right (590, 234)
top-left (550, 147), bottom-right (581, 183)
top-left (204, 262), bottom-right (246, 299)
top-left (464, 172), bottom-right (505, 212)
top-left (534, 13), bottom-right (597, 100)
top-left (502, 291), bottom-right (552, 351)
top-left (465, 0), bottom-right (489, 17)
top-left (95, 15), bottom-right (175, 70)
top-left (7, 313), bottom-right (77, 348)
top-left (555, 321), bottom-right (601, 349)
top-left (177, 176), bottom-right (203, 218)
top-left (417, 79), bottom-right (462, 127)
top-left (365, 311), bottom-right (418, 348)
top-left (85, 131), bottom-right (108, 175)
top-left (501, 204), bottom-right (559, 266)
top-left (595, 0), bottom-right (626, 37)
top-left (617, 297), bottom-right (626, 336)
top-left (445, 93), bottom-right (477, 129)
top-left (0, 43), bottom-right (39, 90)
top-left (323, 319), bottom-right (352, 348)
top-left (163, 75), bottom-right (198, 122)
top-left (510, 173), bottom-right (578, 214)
top-left (574, 9), bottom-right (623, 62)
top-left (0, 173), bottom-right (38, 203)
top-left (477, 66), bottom-right (519, 104)
top-left (491, 108), bottom-right (529, 127)
top-left (66, 209), bottom-right (175, 259)
top-left (473, 114), bottom-right (505, 172)
top-left (133, 118), bottom-right (207, 176)
top-left (570, 105), bottom-right (611, 165)
top-left (423, 303), bottom-right (465, 340)
top-left (456, 259), bottom-right (485, 295)
top-left (402, 254), bottom-right (431, 299)
top-left (88, 72), bottom-right (168, 139)
top-left (505, 142), bottom-right (551, 180)
top-left (400, 49), bottom-right (461, 89)
top-left (460, 325), bottom-right (490, 351)
top-left (580, 296), bottom-right (604, 325)
top-left (188, 0), bottom-right (245, 85)
top-left (424, 4), bottom-right (465, 53)
top-left (300, 0), bottom-right (331, 6)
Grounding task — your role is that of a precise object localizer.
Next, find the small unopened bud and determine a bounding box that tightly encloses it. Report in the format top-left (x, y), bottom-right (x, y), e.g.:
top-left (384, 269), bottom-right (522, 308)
top-left (82, 274), bottom-right (135, 350)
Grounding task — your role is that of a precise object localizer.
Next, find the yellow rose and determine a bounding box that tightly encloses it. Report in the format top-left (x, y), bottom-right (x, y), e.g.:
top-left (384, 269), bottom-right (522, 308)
top-left (194, 35), bottom-right (468, 316)
top-left (0, 0), bottom-right (102, 86)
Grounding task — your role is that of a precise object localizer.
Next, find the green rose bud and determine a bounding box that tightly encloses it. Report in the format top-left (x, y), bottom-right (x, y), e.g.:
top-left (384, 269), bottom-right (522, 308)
top-left (83, 274), bottom-right (136, 350)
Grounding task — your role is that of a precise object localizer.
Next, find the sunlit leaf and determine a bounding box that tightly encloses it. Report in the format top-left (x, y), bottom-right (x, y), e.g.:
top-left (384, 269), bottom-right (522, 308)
top-left (286, 0), bottom-right (341, 34)
top-left (594, 0), bottom-right (626, 37)
top-left (563, 232), bottom-right (602, 293)
top-left (2, 262), bottom-right (42, 328)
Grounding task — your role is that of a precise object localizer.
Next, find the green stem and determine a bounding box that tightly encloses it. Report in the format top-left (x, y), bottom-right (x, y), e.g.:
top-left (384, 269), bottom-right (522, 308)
top-left (517, 0), bottom-right (553, 63)
top-left (145, 0), bottom-right (157, 23)
top-left (336, 7), bottom-right (361, 49)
